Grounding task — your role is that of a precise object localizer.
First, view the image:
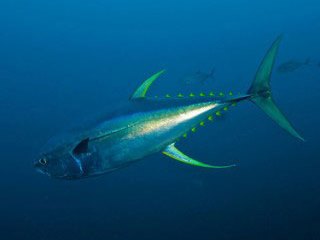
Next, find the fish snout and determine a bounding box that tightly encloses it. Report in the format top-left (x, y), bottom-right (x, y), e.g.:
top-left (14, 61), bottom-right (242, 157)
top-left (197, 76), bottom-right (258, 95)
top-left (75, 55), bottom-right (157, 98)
top-left (33, 158), bottom-right (49, 176)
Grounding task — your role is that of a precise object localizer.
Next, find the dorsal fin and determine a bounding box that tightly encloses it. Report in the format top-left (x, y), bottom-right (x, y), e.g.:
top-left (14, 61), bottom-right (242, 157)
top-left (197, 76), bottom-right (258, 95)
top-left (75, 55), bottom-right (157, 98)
top-left (130, 70), bottom-right (165, 100)
top-left (163, 143), bottom-right (235, 169)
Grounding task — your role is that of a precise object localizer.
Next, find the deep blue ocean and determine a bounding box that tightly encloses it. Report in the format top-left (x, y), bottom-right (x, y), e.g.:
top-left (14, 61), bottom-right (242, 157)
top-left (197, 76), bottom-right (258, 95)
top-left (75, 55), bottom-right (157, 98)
top-left (1, 0), bottom-right (320, 239)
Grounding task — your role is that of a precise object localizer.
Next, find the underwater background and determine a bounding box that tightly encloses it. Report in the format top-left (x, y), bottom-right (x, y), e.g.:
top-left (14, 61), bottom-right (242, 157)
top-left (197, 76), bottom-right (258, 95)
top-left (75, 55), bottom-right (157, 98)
top-left (1, 0), bottom-right (320, 239)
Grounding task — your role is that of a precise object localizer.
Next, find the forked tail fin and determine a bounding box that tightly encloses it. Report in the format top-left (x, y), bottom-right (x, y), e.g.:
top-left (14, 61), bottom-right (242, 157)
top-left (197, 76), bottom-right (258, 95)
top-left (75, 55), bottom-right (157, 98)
top-left (248, 36), bottom-right (305, 141)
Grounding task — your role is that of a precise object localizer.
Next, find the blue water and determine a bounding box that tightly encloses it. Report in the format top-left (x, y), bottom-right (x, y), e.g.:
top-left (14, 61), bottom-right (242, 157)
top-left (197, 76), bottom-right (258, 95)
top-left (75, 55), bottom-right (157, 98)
top-left (1, 0), bottom-right (320, 239)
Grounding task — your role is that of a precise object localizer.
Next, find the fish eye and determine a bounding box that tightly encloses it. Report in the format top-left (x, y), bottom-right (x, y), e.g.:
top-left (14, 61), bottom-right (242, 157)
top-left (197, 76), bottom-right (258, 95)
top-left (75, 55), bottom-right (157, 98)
top-left (39, 158), bottom-right (47, 165)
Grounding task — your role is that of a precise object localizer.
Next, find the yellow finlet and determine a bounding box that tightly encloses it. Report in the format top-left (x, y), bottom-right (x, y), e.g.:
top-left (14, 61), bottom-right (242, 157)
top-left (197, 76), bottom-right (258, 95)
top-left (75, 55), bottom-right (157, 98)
top-left (232, 102), bottom-right (237, 107)
top-left (219, 92), bottom-right (225, 97)
top-left (165, 94), bottom-right (171, 98)
top-left (208, 115), bottom-right (214, 121)
top-left (228, 91), bottom-right (233, 96)
top-left (177, 93), bottom-right (184, 98)
top-left (189, 93), bottom-right (195, 97)
top-left (216, 111), bottom-right (222, 116)
top-left (200, 121), bottom-right (205, 127)
top-left (199, 92), bottom-right (206, 97)
top-left (191, 127), bottom-right (197, 132)
top-left (209, 92), bottom-right (215, 97)
top-left (183, 133), bottom-right (188, 138)
top-left (223, 107), bottom-right (228, 111)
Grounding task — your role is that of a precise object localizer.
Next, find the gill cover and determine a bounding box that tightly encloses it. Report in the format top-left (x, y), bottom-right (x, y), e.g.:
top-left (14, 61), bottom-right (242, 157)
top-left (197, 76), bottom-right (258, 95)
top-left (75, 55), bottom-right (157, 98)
top-left (248, 36), bottom-right (304, 141)
top-left (163, 143), bottom-right (235, 169)
top-left (68, 138), bottom-right (90, 177)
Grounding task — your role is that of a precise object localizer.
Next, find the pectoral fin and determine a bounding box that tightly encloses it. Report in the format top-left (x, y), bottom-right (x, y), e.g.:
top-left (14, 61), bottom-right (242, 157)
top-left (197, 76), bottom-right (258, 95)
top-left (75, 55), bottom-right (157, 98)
top-left (163, 143), bottom-right (235, 169)
top-left (130, 70), bottom-right (166, 99)
top-left (72, 138), bottom-right (89, 155)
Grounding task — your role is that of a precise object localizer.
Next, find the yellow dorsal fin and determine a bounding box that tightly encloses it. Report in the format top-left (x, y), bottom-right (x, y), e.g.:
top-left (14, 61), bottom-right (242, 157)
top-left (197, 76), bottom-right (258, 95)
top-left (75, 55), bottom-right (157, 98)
top-left (130, 70), bottom-right (165, 99)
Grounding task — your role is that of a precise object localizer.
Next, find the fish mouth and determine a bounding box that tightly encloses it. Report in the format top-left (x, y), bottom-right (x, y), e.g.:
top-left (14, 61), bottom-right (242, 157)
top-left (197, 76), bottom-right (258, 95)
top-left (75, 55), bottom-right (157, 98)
top-left (35, 168), bottom-right (45, 175)
top-left (33, 162), bottom-right (51, 177)
top-left (35, 168), bottom-right (51, 177)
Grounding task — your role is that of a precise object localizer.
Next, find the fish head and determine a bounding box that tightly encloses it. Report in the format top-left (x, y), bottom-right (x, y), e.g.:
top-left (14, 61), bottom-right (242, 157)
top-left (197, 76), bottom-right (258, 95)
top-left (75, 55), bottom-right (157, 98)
top-left (34, 139), bottom-right (90, 180)
top-left (34, 151), bottom-right (83, 180)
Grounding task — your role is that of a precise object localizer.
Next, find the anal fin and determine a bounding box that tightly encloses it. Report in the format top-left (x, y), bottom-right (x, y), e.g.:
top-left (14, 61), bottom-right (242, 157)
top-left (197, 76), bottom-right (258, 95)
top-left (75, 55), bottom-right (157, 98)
top-left (163, 143), bottom-right (235, 169)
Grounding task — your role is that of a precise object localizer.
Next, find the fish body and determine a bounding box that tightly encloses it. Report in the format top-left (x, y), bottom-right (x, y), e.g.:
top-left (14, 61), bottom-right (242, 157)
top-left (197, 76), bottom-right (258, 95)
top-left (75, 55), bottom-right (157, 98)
top-left (277, 59), bottom-right (310, 73)
top-left (34, 37), bottom-right (304, 180)
top-left (38, 97), bottom-right (237, 179)
top-left (183, 68), bottom-right (215, 85)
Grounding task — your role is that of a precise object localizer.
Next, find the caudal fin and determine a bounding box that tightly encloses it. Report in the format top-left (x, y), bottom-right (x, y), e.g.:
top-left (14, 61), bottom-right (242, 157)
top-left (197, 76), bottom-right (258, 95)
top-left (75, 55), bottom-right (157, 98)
top-left (248, 36), bottom-right (305, 141)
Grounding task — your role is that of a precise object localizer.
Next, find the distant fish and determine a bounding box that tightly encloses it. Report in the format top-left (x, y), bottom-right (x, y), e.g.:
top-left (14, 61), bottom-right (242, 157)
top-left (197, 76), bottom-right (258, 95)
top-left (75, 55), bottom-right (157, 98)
top-left (183, 68), bottom-right (215, 85)
top-left (277, 59), bottom-right (310, 73)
